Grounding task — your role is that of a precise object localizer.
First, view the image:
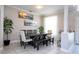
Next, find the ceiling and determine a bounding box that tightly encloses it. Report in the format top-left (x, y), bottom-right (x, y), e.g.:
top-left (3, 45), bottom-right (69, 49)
top-left (10, 5), bottom-right (76, 16)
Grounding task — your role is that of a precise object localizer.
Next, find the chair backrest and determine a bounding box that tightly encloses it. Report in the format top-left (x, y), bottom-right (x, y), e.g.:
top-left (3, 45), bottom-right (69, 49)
top-left (39, 34), bottom-right (43, 40)
top-left (20, 31), bottom-right (26, 42)
top-left (43, 34), bottom-right (47, 39)
top-left (48, 30), bottom-right (52, 34)
top-left (32, 35), bottom-right (40, 42)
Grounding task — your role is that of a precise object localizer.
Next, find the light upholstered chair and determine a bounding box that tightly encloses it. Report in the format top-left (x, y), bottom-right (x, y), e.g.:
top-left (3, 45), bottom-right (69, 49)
top-left (46, 30), bottom-right (54, 44)
top-left (20, 31), bottom-right (32, 49)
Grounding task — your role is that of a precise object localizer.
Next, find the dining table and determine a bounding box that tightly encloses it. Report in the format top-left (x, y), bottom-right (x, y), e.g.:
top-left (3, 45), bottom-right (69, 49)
top-left (20, 30), bottom-right (53, 50)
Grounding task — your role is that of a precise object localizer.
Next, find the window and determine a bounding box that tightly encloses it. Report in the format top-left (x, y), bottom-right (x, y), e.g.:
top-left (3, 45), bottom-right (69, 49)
top-left (44, 16), bottom-right (58, 36)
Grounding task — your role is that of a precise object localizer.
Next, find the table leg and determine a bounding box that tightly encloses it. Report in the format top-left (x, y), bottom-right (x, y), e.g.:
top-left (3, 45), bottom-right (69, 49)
top-left (46, 40), bottom-right (48, 46)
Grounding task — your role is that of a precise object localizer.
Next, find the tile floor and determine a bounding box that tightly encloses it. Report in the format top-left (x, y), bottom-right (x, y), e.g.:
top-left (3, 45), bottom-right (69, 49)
top-left (68, 44), bottom-right (79, 54)
top-left (1, 42), bottom-right (70, 54)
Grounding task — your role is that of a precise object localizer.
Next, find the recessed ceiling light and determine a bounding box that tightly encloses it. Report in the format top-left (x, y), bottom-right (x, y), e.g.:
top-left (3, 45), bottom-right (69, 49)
top-left (35, 5), bottom-right (43, 9)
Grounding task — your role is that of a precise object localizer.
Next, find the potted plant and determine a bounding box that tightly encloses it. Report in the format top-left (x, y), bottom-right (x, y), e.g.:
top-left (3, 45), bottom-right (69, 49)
top-left (4, 17), bottom-right (13, 46)
top-left (39, 26), bottom-right (44, 34)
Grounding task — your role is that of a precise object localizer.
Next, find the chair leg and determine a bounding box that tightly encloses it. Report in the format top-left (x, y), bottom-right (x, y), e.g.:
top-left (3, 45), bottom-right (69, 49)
top-left (24, 43), bottom-right (26, 49)
top-left (52, 38), bottom-right (54, 44)
top-left (43, 41), bottom-right (45, 45)
top-left (37, 45), bottom-right (39, 50)
top-left (49, 39), bottom-right (51, 44)
top-left (36, 43), bottom-right (39, 50)
top-left (20, 42), bottom-right (23, 46)
top-left (34, 44), bottom-right (36, 49)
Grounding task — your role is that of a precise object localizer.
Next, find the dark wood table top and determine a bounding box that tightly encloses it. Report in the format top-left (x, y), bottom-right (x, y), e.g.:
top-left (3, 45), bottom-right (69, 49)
top-left (26, 33), bottom-right (47, 39)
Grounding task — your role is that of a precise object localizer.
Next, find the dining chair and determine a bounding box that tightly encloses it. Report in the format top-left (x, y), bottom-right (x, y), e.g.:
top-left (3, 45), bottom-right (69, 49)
top-left (20, 31), bottom-right (32, 49)
top-left (46, 30), bottom-right (54, 45)
top-left (32, 34), bottom-right (48, 50)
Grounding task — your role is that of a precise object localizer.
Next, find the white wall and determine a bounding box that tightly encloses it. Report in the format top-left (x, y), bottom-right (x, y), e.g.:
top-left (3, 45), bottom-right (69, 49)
top-left (43, 13), bottom-right (64, 32)
top-left (57, 13), bottom-right (64, 32)
top-left (68, 12), bottom-right (76, 32)
top-left (4, 6), bottom-right (76, 43)
top-left (0, 6), bottom-right (4, 51)
top-left (59, 12), bottom-right (75, 32)
top-left (4, 6), bottom-right (41, 42)
top-left (59, 12), bottom-right (76, 32)
top-left (33, 14), bottom-right (41, 27)
top-left (43, 12), bottom-right (75, 33)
